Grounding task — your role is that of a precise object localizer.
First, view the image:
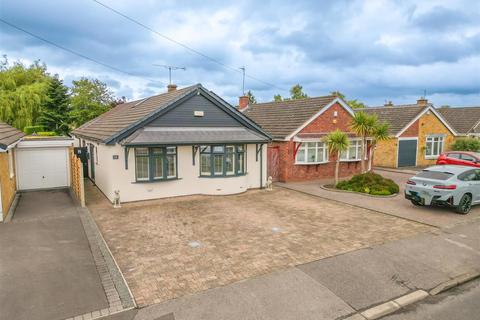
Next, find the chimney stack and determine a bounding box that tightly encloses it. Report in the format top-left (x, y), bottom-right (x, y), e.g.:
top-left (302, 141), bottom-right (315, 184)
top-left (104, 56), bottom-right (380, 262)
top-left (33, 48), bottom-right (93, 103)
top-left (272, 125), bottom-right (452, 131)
top-left (238, 96), bottom-right (249, 112)
top-left (417, 97), bottom-right (428, 106)
top-left (167, 84), bottom-right (178, 92)
top-left (384, 101), bottom-right (394, 107)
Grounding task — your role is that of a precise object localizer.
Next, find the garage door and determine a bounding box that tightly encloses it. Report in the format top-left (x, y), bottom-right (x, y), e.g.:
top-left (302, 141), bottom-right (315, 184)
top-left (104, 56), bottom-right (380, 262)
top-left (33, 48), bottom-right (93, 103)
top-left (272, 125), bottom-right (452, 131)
top-left (16, 148), bottom-right (69, 190)
top-left (398, 139), bottom-right (417, 167)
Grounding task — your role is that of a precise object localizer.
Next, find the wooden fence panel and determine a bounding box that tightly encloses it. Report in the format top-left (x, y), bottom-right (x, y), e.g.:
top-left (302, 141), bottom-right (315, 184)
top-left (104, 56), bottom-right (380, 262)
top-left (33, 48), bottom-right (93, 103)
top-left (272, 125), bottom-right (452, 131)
top-left (69, 147), bottom-right (85, 207)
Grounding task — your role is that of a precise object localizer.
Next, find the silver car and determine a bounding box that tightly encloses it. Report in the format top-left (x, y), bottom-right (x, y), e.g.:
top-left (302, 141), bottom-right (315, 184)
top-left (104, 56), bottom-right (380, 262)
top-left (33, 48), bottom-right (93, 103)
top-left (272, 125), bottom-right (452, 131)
top-left (405, 165), bottom-right (480, 214)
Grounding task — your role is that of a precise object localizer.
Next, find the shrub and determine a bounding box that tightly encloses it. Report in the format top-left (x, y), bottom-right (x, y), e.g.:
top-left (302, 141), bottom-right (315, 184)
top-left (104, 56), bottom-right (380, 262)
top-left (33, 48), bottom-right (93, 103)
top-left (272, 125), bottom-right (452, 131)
top-left (451, 138), bottom-right (480, 152)
top-left (24, 125), bottom-right (44, 135)
top-left (37, 131), bottom-right (57, 136)
top-left (336, 172), bottom-right (399, 196)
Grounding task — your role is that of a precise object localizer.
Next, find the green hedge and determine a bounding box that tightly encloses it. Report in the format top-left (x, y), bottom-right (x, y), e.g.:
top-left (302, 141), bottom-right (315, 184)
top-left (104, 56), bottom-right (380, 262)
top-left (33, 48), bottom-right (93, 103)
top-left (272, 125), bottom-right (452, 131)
top-left (37, 131), bottom-right (57, 136)
top-left (451, 138), bottom-right (480, 152)
top-left (24, 125), bottom-right (44, 135)
top-left (336, 172), bottom-right (399, 196)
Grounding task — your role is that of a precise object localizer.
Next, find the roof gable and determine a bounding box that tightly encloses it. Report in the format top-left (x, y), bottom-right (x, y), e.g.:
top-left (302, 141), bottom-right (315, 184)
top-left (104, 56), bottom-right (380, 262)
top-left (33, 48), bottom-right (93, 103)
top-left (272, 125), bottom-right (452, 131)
top-left (73, 84), bottom-right (270, 144)
top-left (244, 95), bottom-right (354, 140)
top-left (0, 122), bottom-right (25, 150)
top-left (362, 104), bottom-right (457, 137)
top-left (437, 106), bottom-right (480, 135)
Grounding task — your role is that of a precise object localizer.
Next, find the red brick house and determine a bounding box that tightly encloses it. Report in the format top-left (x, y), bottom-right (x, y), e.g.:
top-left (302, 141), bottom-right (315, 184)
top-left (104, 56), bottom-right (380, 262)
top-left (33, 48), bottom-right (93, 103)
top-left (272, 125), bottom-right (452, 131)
top-left (242, 95), bottom-right (364, 182)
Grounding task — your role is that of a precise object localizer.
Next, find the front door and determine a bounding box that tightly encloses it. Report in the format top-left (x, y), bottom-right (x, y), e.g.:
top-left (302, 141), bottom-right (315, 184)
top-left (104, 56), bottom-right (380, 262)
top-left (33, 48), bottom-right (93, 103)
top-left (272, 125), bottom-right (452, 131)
top-left (89, 144), bottom-right (95, 181)
top-left (398, 139), bottom-right (417, 167)
top-left (267, 146), bottom-right (280, 182)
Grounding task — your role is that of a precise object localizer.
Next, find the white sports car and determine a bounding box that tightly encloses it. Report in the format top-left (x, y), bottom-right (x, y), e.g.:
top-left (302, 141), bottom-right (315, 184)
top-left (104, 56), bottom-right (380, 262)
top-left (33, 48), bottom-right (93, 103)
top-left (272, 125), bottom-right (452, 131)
top-left (405, 165), bottom-right (480, 214)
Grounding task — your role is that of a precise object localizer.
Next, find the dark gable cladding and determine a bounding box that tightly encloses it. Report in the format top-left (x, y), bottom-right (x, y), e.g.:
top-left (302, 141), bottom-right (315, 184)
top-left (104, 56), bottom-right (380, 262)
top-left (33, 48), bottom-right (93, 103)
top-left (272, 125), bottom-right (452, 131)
top-left (0, 122), bottom-right (25, 150)
top-left (437, 106), bottom-right (480, 135)
top-left (361, 104), bottom-right (428, 136)
top-left (73, 84), bottom-right (271, 144)
top-left (244, 95), bottom-right (338, 140)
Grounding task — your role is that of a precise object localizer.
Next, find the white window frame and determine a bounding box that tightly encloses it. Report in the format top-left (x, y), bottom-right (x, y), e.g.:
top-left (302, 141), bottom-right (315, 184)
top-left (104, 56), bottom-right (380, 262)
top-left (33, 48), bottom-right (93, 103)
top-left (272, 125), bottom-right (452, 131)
top-left (340, 139), bottom-right (362, 162)
top-left (425, 135), bottom-right (445, 159)
top-left (295, 141), bottom-right (328, 165)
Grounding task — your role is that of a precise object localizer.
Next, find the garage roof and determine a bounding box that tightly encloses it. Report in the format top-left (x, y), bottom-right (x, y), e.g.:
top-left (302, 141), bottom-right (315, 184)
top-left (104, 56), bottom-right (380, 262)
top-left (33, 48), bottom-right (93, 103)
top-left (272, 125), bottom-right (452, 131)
top-left (0, 122), bottom-right (25, 150)
top-left (361, 104), bottom-right (427, 136)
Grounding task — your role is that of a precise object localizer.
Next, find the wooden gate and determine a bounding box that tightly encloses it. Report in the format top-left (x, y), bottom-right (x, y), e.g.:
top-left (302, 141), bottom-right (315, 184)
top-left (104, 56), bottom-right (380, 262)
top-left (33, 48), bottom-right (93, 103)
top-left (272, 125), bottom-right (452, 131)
top-left (267, 146), bottom-right (280, 182)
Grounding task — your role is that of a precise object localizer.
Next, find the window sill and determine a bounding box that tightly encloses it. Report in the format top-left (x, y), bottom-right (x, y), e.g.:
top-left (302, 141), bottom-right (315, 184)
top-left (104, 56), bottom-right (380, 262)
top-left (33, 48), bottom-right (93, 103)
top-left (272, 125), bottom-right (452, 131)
top-left (295, 161), bottom-right (329, 165)
top-left (340, 159), bottom-right (362, 162)
top-left (132, 177), bottom-right (181, 183)
top-left (199, 173), bottom-right (247, 178)
top-left (425, 155), bottom-right (439, 160)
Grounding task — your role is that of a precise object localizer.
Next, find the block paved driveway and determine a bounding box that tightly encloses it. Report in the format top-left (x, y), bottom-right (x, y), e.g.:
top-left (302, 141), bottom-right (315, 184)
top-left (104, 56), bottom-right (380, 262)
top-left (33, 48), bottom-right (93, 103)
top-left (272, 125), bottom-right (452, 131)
top-left (0, 190), bottom-right (108, 320)
top-left (278, 169), bottom-right (480, 228)
top-left (85, 182), bottom-right (433, 307)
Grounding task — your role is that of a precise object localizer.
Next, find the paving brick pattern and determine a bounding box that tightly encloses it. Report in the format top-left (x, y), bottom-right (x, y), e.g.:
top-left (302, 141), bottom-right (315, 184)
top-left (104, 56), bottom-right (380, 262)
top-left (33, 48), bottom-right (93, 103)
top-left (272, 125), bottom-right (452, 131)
top-left (85, 182), bottom-right (433, 306)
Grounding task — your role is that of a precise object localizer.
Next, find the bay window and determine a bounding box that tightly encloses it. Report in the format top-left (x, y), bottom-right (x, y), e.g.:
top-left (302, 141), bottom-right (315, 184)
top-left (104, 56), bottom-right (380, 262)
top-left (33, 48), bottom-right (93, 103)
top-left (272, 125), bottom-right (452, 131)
top-left (425, 136), bottom-right (444, 158)
top-left (295, 142), bottom-right (328, 164)
top-left (200, 145), bottom-right (245, 176)
top-left (340, 140), bottom-right (362, 161)
top-left (135, 147), bottom-right (177, 181)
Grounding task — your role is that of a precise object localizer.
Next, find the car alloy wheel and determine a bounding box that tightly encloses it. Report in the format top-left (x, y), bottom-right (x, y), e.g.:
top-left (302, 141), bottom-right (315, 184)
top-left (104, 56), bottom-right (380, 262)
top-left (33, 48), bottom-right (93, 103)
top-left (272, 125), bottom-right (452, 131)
top-left (456, 194), bottom-right (472, 215)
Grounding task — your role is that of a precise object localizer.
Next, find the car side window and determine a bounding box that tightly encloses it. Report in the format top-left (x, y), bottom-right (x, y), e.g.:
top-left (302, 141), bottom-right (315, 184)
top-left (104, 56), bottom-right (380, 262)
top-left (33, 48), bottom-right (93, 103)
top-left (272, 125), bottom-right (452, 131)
top-left (474, 169), bottom-right (480, 181)
top-left (447, 153), bottom-right (461, 159)
top-left (458, 170), bottom-right (477, 181)
top-left (461, 154), bottom-right (476, 162)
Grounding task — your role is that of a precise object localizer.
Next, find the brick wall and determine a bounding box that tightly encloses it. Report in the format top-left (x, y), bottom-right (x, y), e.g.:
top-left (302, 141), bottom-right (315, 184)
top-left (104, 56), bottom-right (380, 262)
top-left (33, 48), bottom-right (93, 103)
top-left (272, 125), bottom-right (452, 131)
top-left (400, 119), bottom-right (419, 137)
top-left (270, 102), bottom-right (362, 182)
top-left (0, 151), bottom-right (17, 220)
top-left (417, 112), bottom-right (455, 166)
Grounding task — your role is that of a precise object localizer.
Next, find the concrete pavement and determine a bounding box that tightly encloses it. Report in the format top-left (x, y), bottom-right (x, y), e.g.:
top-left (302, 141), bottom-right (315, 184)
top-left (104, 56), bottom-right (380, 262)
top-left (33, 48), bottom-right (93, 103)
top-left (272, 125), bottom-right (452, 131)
top-left (113, 218), bottom-right (480, 320)
top-left (0, 190), bottom-right (109, 320)
top-left (383, 278), bottom-right (480, 320)
top-left (277, 169), bottom-right (480, 228)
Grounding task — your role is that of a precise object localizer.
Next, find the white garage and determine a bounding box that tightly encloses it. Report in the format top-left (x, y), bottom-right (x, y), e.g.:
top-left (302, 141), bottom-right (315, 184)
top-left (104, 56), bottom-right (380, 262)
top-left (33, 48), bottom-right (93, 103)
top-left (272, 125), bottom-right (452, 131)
top-left (15, 138), bottom-right (74, 190)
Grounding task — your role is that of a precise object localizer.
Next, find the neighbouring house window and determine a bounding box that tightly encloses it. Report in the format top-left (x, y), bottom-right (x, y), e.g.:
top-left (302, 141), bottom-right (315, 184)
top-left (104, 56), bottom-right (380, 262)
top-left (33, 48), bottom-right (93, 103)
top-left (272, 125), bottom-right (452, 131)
top-left (425, 136), bottom-right (444, 158)
top-left (135, 146), bottom-right (177, 181)
top-left (340, 140), bottom-right (362, 161)
top-left (199, 144), bottom-right (245, 176)
top-left (296, 142), bottom-right (328, 164)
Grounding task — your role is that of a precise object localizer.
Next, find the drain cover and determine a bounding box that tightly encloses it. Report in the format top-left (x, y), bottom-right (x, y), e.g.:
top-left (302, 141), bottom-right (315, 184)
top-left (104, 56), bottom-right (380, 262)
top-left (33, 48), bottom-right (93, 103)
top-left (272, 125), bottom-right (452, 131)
top-left (188, 240), bottom-right (201, 248)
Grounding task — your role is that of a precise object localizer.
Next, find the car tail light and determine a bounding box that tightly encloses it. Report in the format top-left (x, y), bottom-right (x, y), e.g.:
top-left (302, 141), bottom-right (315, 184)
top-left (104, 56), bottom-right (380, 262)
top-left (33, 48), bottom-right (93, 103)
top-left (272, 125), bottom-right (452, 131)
top-left (406, 180), bottom-right (416, 185)
top-left (433, 185), bottom-right (457, 190)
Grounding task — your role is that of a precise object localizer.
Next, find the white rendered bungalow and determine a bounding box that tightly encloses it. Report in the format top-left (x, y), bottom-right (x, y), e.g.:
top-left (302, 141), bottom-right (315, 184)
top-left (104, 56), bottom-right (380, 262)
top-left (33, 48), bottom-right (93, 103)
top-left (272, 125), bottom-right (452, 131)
top-left (73, 84), bottom-right (271, 203)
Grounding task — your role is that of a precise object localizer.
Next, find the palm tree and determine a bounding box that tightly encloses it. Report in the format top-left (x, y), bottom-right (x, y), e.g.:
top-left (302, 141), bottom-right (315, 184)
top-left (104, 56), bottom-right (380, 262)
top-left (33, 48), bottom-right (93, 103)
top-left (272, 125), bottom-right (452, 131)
top-left (368, 122), bottom-right (390, 171)
top-left (324, 129), bottom-right (349, 186)
top-left (351, 111), bottom-right (377, 173)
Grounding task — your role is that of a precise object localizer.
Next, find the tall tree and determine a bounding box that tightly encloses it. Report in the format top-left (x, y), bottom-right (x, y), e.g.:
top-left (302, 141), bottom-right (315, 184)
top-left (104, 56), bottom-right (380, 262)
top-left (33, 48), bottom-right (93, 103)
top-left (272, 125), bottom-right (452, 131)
top-left (0, 57), bottom-right (50, 130)
top-left (331, 91), bottom-right (366, 109)
top-left (289, 84), bottom-right (308, 100)
top-left (324, 129), bottom-right (349, 185)
top-left (246, 90), bottom-right (257, 104)
top-left (39, 75), bottom-right (71, 134)
top-left (273, 84), bottom-right (308, 102)
top-left (69, 78), bottom-right (115, 127)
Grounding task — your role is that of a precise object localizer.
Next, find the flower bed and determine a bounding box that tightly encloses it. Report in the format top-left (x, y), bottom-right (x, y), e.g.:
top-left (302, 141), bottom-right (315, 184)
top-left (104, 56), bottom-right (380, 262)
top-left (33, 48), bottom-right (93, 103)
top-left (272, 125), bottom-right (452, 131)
top-left (335, 172), bottom-right (399, 196)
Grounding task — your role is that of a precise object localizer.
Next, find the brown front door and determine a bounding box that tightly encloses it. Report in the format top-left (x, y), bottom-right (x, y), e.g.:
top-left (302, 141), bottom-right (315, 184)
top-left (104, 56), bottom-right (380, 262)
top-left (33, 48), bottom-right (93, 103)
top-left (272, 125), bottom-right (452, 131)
top-left (267, 146), bottom-right (280, 182)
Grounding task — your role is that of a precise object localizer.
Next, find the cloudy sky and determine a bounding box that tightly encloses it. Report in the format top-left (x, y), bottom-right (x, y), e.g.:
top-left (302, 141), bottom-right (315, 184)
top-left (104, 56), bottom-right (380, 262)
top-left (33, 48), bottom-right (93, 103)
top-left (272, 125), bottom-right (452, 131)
top-left (1, 0), bottom-right (480, 106)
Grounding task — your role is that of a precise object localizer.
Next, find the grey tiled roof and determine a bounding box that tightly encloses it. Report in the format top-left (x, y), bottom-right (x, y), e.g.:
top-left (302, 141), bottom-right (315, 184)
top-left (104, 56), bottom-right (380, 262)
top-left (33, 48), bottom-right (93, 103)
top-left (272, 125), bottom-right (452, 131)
top-left (123, 127), bottom-right (268, 146)
top-left (437, 106), bottom-right (480, 135)
top-left (361, 104), bottom-right (428, 136)
top-left (243, 95), bottom-right (338, 139)
top-left (0, 122), bottom-right (25, 149)
top-left (73, 84), bottom-right (199, 142)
